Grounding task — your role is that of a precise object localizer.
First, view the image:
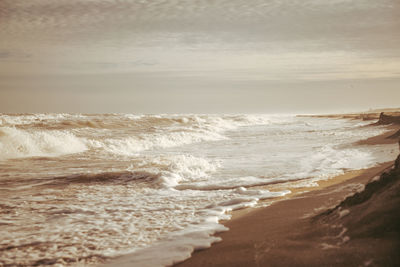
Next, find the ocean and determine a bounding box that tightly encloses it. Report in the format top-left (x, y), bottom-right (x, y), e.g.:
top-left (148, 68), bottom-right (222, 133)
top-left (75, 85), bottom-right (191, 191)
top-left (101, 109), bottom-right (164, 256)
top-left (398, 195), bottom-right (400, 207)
top-left (0, 113), bottom-right (397, 266)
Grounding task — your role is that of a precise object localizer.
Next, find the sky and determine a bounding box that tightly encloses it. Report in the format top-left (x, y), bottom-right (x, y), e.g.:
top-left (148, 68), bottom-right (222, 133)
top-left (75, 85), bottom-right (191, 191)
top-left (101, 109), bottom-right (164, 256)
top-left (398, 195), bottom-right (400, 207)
top-left (0, 0), bottom-right (399, 114)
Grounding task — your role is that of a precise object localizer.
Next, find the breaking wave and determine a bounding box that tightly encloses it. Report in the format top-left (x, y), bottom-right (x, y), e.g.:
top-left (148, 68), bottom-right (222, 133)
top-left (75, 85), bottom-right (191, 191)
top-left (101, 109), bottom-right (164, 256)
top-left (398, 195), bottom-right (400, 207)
top-left (1, 113), bottom-right (397, 267)
top-left (128, 154), bottom-right (221, 188)
top-left (0, 127), bottom-right (87, 160)
top-left (98, 131), bottom-right (226, 156)
top-left (0, 113), bottom-right (284, 159)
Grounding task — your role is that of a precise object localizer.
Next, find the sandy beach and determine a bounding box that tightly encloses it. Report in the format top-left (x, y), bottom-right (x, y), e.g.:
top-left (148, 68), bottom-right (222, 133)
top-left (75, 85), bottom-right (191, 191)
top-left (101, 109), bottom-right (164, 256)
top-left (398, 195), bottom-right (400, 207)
top-left (2, 113), bottom-right (399, 266)
top-left (176, 114), bottom-right (400, 267)
top-left (2, 1), bottom-right (400, 266)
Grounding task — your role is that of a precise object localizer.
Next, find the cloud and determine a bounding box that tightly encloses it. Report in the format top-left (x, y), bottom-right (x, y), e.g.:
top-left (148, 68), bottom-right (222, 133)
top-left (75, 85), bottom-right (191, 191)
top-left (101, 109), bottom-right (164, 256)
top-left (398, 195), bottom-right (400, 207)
top-left (0, 0), bottom-right (399, 80)
top-left (1, 0), bottom-right (399, 50)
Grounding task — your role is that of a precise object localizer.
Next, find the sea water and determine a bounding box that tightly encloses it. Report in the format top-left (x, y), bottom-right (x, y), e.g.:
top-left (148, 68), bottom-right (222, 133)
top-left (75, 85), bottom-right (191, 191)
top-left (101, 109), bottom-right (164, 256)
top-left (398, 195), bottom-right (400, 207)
top-left (0, 114), bottom-right (397, 266)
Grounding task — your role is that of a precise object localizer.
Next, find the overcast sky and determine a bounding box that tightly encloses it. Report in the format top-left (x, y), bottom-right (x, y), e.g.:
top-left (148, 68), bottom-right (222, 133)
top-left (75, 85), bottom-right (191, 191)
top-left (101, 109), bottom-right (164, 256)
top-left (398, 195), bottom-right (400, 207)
top-left (0, 0), bottom-right (399, 114)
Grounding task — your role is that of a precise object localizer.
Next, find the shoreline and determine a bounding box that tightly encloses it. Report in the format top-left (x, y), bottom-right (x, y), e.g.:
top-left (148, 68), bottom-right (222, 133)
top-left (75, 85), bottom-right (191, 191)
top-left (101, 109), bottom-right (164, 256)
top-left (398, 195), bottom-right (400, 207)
top-left (225, 168), bottom-right (376, 223)
top-left (175, 124), bottom-right (400, 266)
top-left (100, 115), bottom-right (400, 267)
top-left (176, 161), bottom-right (397, 267)
top-left (225, 126), bottom-right (399, 222)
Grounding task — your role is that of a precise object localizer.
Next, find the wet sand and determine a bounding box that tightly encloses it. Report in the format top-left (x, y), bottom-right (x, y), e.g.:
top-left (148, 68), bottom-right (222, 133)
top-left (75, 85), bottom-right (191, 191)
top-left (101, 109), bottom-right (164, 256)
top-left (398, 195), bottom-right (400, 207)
top-left (100, 119), bottom-right (400, 267)
top-left (176, 127), bottom-right (400, 267)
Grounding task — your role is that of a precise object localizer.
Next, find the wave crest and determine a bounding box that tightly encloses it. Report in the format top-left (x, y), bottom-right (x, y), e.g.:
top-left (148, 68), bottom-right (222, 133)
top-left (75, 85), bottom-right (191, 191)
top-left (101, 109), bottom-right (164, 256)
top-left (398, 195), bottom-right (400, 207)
top-left (0, 127), bottom-right (87, 160)
top-left (128, 154), bottom-right (220, 188)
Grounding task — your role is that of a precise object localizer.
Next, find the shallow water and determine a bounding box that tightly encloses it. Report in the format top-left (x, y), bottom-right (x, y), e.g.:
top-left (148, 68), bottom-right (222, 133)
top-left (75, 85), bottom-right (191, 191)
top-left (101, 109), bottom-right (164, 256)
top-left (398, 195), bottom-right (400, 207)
top-left (0, 113), bottom-right (397, 266)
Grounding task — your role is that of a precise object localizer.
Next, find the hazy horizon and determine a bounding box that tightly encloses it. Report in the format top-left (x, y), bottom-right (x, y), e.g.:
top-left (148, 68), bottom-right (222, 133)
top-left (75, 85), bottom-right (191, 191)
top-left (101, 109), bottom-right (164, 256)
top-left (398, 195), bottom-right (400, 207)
top-left (1, 0), bottom-right (399, 113)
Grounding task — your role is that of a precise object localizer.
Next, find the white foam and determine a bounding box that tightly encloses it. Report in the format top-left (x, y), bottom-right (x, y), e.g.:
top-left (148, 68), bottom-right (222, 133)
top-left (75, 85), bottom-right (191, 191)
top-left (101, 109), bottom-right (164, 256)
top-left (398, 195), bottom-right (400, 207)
top-left (126, 154), bottom-right (220, 188)
top-left (295, 145), bottom-right (375, 181)
top-left (93, 114), bottom-right (281, 156)
top-left (0, 113), bottom-right (87, 127)
top-left (103, 216), bottom-right (228, 267)
top-left (176, 176), bottom-right (285, 190)
top-left (102, 186), bottom-right (290, 267)
top-left (234, 187), bottom-right (291, 200)
top-left (99, 131), bottom-right (226, 156)
top-left (0, 126), bottom-right (87, 160)
top-left (1, 113), bottom-right (397, 267)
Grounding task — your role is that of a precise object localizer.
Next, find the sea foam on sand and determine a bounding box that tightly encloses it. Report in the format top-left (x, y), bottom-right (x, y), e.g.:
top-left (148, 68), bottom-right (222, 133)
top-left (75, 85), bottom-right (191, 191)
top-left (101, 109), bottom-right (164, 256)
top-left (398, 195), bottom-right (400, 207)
top-left (0, 113), bottom-right (397, 266)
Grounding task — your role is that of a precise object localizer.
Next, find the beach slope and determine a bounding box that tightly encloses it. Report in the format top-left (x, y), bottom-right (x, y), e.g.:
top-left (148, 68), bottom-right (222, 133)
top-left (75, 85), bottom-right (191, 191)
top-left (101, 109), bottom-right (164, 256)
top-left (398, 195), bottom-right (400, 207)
top-left (176, 159), bottom-right (399, 266)
top-left (177, 116), bottom-right (400, 267)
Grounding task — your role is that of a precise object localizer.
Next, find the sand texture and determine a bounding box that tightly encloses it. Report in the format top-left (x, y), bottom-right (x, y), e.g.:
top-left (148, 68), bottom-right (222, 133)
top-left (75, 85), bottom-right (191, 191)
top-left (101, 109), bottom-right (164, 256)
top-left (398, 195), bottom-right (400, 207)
top-left (176, 119), bottom-right (400, 267)
top-left (176, 161), bottom-right (399, 267)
